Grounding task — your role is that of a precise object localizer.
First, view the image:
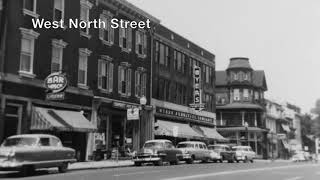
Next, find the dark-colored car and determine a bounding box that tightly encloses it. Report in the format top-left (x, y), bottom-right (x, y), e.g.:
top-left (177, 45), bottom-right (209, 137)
top-left (132, 139), bottom-right (185, 166)
top-left (208, 144), bottom-right (230, 163)
top-left (0, 134), bottom-right (76, 175)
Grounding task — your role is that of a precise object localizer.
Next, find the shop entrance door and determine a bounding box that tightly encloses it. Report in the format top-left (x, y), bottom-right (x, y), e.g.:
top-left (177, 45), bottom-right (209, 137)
top-left (3, 103), bottom-right (22, 139)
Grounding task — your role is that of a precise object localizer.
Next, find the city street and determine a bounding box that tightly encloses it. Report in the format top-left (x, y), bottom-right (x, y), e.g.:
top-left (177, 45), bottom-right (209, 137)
top-left (0, 161), bottom-right (320, 180)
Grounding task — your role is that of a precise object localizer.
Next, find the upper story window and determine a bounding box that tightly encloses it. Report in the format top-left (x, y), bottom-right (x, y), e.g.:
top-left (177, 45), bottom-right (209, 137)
top-left (78, 48), bottom-right (91, 88)
top-left (0, 0), bottom-right (3, 11)
top-left (53, 0), bottom-right (64, 21)
top-left (99, 11), bottom-right (114, 45)
top-left (233, 89), bottom-right (240, 101)
top-left (135, 68), bottom-right (147, 98)
top-left (155, 41), bottom-right (169, 67)
top-left (119, 24), bottom-right (132, 52)
top-left (243, 89), bottom-right (249, 101)
top-left (80, 0), bottom-right (93, 37)
top-left (233, 72), bottom-right (239, 81)
top-left (98, 56), bottom-right (113, 93)
top-left (23, 0), bottom-right (39, 18)
top-left (205, 65), bottom-right (210, 83)
top-left (51, 39), bottom-right (67, 73)
top-left (254, 91), bottom-right (259, 100)
top-left (135, 30), bottom-right (147, 57)
top-left (174, 50), bottom-right (185, 73)
top-left (118, 63), bottom-right (132, 96)
top-left (244, 72), bottom-right (251, 81)
top-left (19, 28), bottom-right (39, 78)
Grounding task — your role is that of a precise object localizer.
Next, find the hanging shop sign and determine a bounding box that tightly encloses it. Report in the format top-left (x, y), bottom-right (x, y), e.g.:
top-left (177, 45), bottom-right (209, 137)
top-left (127, 107), bottom-right (140, 120)
top-left (44, 72), bottom-right (68, 100)
top-left (190, 66), bottom-right (204, 111)
top-left (156, 107), bottom-right (213, 123)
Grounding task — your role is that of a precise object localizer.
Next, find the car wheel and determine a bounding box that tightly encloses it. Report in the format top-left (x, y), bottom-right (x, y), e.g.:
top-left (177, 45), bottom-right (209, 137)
top-left (219, 159), bottom-right (223, 163)
top-left (155, 158), bottom-right (164, 166)
top-left (20, 165), bottom-right (35, 177)
top-left (243, 156), bottom-right (248, 163)
top-left (213, 160), bottom-right (217, 163)
top-left (250, 159), bottom-right (254, 163)
top-left (170, 157), bottom-right (179, 165)
top-left (186, 156), bottom-right (194, 164)
top-left (134, 162), bottom-right (142, 166)
top-left (58, 162), bottom-right (69, 173)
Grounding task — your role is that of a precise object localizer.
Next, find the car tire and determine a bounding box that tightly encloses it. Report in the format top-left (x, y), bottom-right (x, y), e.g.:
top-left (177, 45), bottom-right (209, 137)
top-left (219, 159), bottom-right (223, 163)
top-left (186, 156), bottom-right (194, 164)
top-left (170, 157), bottom-right (179, 165)
top-left (20, 165), bottom-right (35, 177)
top-left (58, 162), bottom-right (69, 173)
top-left (134, 162), bottom-right (142, 166)
top-left (155, 158), bottom-right (164, 166)
top-left (250, 159), bottom-right (254, 163)
top-left (213, 160), bottom-right (217, 163)
top-left (244, 156), bottom-right (248, 163)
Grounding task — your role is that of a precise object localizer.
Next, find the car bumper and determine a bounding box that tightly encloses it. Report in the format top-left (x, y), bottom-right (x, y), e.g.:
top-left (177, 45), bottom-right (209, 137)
top-left (177, 153), bottom-right (191, 160)
top-left (133, 156), bottom-right (161, 163)
top-left (0, 161), bottom-right (22, 171)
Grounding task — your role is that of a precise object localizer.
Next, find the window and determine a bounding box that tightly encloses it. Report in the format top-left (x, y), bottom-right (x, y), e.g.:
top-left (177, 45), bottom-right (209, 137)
top-left (80, 0), bottom-right (93, 36)
top-left (165, 142), bottom-right (174, 149)
top-left (243, 89), bottom-right (249, 100)
top-left (53, 0), bottom-right (64, 21)
top-left (244, 72), bottom-right (250, 81)
top-left (0, 0), bottom-right (3, 10)
top-left (181, 54), bottom-right (186, 74)
top-left (189, 58), bottom-right (193, 75)
top-left (23, 0), bottom-right (38, 17)
top-left (118, 65), bottom-right (132, 96)
top-left (231, 72), bottom-right (238, 81)
top-left (99, 11), bottom-right (114, 45)
top-left (159, 43), bottom-right (164, 64)
top-left (51, 39), bottom-right (67, 73)
top-left (233, 89), bottom-right (240, 101)
top-left (50, 138), bottom-right (62, 147)
top-left (78, 48), bottom-right (91, 87)
top-left (205, 65), bottom-right (210, 83)
top-left (98, 57), bottom-right (113, 92)
top-left (135, 30), bottom-right (147, 57)
top-left (254, 91), bottom-right (259, 100)
top-left (119, 24), bottom-right (132, 52)
top-left (174, 50), bottom-right (184, 72)
top-left (39, 138), bottom-right (50, 146)
top-left (19, 28), bottom-right (39, 78)
top-left (135, 69), bottom-right (147, 97)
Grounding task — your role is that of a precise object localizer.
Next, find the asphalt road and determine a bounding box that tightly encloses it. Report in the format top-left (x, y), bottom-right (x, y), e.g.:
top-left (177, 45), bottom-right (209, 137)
top-left (1, 161), bottom-right (320, 180)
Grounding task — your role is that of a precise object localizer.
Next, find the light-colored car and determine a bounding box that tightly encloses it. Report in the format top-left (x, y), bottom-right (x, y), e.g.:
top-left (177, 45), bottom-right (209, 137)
top-left (0, 134), bottom-right (76, 176)
top-left (232, 146), bottom-right (256, 163)
top-left (208, 144), bottom-right (230, 163)
top-left (133, 140), bottom-right (185, 166)
top-left (177, 141), bottom-right (212, 164)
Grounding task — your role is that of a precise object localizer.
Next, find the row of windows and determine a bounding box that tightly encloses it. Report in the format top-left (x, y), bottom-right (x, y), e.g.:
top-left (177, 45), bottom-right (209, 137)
top-left (23, 0), bottom-right (147, 57)
top-left (230, 71), bottom-right (251, 82)
top-left (155, 41), bottom-right (214, 84)
top-left (216, 89), bottom-right (264, 105)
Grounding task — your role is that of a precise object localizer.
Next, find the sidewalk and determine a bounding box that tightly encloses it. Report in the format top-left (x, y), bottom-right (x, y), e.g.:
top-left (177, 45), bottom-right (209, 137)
top-left (68, 160), bottom-right (134, 171)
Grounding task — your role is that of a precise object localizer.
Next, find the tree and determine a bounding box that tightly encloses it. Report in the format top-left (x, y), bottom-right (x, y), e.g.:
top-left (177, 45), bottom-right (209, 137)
top-left (300, 114), bottom-right (315, 152)
top-left (311, 99), bottom-right (320, 137)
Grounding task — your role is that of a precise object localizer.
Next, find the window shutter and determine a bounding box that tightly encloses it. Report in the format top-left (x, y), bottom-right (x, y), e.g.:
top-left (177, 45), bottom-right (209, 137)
top-left (142, 73), bottom-right (147, 97)
top-left (143, 33), bottom-right (147, 56)
top-left (135, 31), bottom-right (139, 54)
top-left (127, 27), bottom-right (132, 51)
top-left (118, 67), bottom-right (122, 94)
top-left (98, 60), bottom-right (102, 88)
top-left (110, 27), bottom-right (114, 44)
top-left (135, 71), bottom-right (139, 96)
top-left (127, 68), bottom-right (132, 96)
top-left (108, 63), bottom-right (113, 92)
top-left (119, 28), bottom-right (123, 48)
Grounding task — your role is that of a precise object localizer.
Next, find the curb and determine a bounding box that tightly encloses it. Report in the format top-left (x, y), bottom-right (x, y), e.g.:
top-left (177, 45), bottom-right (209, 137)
top-left (69, 163), bottom-right (134, 171)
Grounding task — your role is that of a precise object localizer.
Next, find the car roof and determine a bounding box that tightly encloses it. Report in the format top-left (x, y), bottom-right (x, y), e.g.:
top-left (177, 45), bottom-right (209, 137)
top-left (232, 146), bottom-right (251, 148)
top-left (178, 141), bottom-right (205, 144)
top-left (208, 144), bottom-right (229, 147)
top-left (145, 139), bottom-right (172, 143)
top-left (7, 134), bottom-right (58, 139)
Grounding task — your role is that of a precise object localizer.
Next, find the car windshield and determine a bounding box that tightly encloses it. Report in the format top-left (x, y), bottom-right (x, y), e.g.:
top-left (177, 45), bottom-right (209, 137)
top-left (1, 137), bottom-right (38, 147)
top-left (177, 143), bottom-right (194, 148)
top-left (232, 147), bottom-right (245, 151)
top-left (143, 142), bottom-right (163, 149)
top-left (209, 146), bottom-right (224, 150)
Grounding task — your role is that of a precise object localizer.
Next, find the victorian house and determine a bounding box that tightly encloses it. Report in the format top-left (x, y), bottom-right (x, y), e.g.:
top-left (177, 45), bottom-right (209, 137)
top-left (215, 57), bottom-right (268, 158)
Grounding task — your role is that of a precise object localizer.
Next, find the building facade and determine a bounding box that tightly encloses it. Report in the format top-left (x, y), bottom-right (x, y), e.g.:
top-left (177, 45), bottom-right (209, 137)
top-left (0, 0), bottom-right (160, 161)
top-left (215, 58), bottom-right (268, 158)
top-left (151, 25), bottom-right (225, 145)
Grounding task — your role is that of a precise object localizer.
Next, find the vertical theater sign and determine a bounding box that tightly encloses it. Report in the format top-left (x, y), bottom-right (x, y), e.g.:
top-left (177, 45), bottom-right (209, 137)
top-left (44, 72), bottom-right (68, 100)
top-left (190, 66), bottom-right (205, 111)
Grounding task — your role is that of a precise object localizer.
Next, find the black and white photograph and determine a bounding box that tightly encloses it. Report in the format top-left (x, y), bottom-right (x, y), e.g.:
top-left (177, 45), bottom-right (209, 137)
top-left (0, 0), bottom-right (320, 179)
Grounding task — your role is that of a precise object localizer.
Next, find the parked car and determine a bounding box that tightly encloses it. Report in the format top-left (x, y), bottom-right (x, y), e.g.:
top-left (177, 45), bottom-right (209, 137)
top-left (232, 146), bottom-right (256, 163)
top-left (291, 151), bottom-right (310, 162)
top-left (177, 141), bottom-right (212, 164)
top-left (0, 134), bottom-right (76, 176)
top-left (132, 139), bottom-right (185, 166)
top-left (208, 144), bottom-right (231, 163)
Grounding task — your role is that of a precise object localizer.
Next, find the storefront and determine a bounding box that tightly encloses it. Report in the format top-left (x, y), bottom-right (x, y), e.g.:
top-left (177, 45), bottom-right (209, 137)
top-left (152, 100), bottom-right (226, 145)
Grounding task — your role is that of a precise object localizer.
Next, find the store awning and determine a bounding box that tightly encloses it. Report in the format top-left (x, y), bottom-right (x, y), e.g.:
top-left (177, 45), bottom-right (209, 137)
top-left (281, 124), bottom-right (290, 133)
top-left (200, 126), bottom-right (228, 142)
top-left (154, 120), bottom-right (204, 139)
top-left (31, 107), bottom-right (97, 132)
top-left (217, 126), bottom-right (268, 132)
top-left (281, 139), bottom-right (290, 150)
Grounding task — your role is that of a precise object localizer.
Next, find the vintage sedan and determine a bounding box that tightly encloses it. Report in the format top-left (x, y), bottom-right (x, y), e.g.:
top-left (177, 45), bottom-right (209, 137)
top-left (132, 139), bottom-right (186, 166)
top-left (208, 144), bottom-right (231, 163)
top-left (221, 146), bottom-right (256, 163)
top-left (0, 134), bottom-right (76, 175)
top-left (177, 141), bottom-right (212, 164)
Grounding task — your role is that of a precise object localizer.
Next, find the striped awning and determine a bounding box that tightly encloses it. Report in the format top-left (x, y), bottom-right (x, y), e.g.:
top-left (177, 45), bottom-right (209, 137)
top-left (200, 126), bottom-right (228, 142)
top-left (31, 107), bottom-right (97, 132)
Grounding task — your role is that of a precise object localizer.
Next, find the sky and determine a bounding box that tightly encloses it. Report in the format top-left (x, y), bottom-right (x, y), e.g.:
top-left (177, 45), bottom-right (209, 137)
top-left (128, 0), bottom-right (320, 113)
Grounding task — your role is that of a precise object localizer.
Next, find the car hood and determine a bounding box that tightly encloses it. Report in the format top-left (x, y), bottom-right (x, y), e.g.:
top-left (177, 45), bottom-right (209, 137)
top-left (138, 148), bottom-right (158, 154)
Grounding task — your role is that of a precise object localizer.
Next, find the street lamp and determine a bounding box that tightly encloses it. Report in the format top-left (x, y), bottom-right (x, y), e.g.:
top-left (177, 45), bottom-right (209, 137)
top-left (244, 121), bottom-right (249, 146)
top-left (139, 96), bottom-right (147, 149)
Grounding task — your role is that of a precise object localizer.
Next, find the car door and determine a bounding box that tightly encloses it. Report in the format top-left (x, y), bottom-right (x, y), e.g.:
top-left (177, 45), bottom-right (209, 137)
top-left (193, 143), bottom-right (200, 160)
top-left (164, 142), bottom-right (175, 162)
top-left (247, 147), bottom-right (255, 159)
top-left (38, 137), bottom-right (55, 163)
top-left (50, 137), bottom-right (64, 161)
top-left (203, 144), bottom-right (211, 159)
